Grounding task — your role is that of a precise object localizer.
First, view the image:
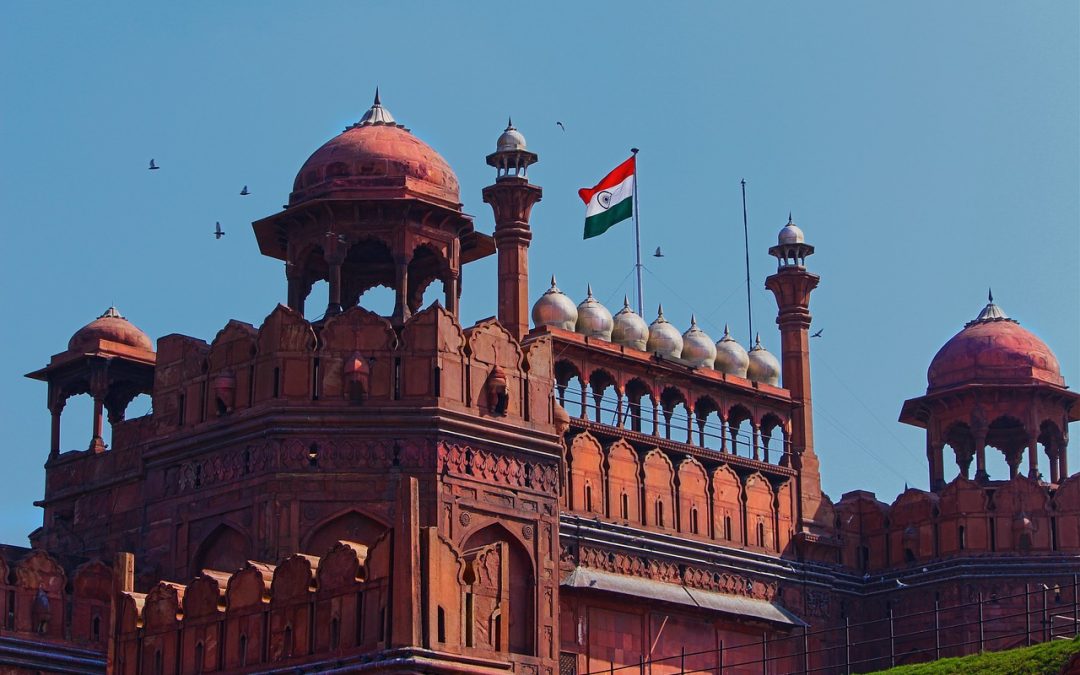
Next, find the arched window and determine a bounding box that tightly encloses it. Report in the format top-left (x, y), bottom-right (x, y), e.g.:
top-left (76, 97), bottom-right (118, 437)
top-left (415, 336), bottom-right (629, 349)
top-left (656, 499), bottom-right (665, 528)
top-left (239, 634), bottom-right (248, 666)
top-left (724, 515), bottom-right (732, 541)
top-left (958, 525), bottom-right (966, 551)
top-left (621, 492), bottom-right (629, 520)
top-left (756, 521), bottom-right (765, 548)
top-left (584, 482), bottom-right (593, 513)
top-left (690, 507), bottom-right (699, 534)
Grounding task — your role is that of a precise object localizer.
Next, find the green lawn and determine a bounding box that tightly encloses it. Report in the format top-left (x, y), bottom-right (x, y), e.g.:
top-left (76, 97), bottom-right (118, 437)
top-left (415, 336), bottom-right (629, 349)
top-left (866, 637), bottom-right (1080, 674)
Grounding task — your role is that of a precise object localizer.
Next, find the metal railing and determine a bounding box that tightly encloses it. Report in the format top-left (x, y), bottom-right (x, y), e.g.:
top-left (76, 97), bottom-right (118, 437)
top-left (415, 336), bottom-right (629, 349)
top-left (572, 577), bottom-right (1080, 674)
top-left (558, 385), bottom-right (791, 466)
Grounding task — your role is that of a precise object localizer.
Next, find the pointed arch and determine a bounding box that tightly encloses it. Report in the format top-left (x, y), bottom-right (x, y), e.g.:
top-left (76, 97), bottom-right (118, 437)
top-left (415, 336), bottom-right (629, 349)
top-left (462, 524), bottom-right (535, 656)
top-left (301, 508), bottom-right (389, 557)
top-left (193, 523), bottom-right (252, 574)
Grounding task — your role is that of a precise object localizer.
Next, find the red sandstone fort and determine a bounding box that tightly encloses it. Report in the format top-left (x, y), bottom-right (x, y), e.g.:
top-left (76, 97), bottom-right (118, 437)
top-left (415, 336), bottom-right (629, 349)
top-left (2, 96), bottom-right (1077, 674)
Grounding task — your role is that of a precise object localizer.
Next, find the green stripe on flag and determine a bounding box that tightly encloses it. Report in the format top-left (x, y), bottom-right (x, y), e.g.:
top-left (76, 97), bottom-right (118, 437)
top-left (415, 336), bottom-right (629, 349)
top-left (584, 197), bottom-right (633, 239)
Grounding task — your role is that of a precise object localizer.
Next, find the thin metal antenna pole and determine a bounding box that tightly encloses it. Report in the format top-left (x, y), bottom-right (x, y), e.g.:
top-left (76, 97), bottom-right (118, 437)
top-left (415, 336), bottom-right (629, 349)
top-left (741, 179), bottom-right (753, 346)
top-left (631, 148), bottom-right (644, 316)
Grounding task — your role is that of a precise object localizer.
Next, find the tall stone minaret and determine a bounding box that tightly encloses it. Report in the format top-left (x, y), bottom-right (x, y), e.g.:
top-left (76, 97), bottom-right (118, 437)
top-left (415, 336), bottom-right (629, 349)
top-left (482, 119), bottom-right (542, 341)
top-left (765, 216), bottom-right (825, 532)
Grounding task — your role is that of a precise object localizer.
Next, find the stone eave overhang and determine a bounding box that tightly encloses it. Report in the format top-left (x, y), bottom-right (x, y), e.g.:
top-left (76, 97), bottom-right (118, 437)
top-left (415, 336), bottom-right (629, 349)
top-left (252, 196), bottom-right (495, 264)
top-left (900, 381), bottom-right (1080, 427)
top-left (26, 342), bottom-right (156, 381)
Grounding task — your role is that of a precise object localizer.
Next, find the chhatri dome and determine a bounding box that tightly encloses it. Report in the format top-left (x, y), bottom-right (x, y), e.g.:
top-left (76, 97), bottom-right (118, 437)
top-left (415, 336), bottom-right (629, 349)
top-left (68, 307), bottom-right (154, 353)
top-left (532, 276), bottom-right (578, 331)
top-left (575, 285), bottom-right (614, 340)
top-left (646, 305), bottom-right (683, 359)
top-left (496, 118), bottom-right (528, 152)
top-left (714, 325), bottom-right (750, 377)
top-left (680, 315), bottom-right (716, 368)
top-left (611, 297), bottom-right (649, 350)
top-left (927, 292), bottom-right (1064, 391)
top-left (289, 89), bottom-right (461, 208)
top-left (747, 334), bottom-right (781, 386)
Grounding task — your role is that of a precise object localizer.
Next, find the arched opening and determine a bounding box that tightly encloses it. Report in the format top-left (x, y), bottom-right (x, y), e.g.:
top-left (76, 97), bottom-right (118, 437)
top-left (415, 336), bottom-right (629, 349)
top-left (624, 378), bottom-right (653, 433)
top-left (943, 422), bottom-right (975, 480)
top-left (355, 285), bottom-right (396, 317)
top-left (728, 404), bottom-right (753, 457)
top-left (406, 245), bottom-right (451, 314)
top-left (306, 280), bottom-right (330, 320)
top-left (463, 525), bottom-right (535, 656)
top-left (1039, 420), bottom-right (1065, 483)
top-left (587, 369), bottom-right (619, 426)
top-left (341, 238), bottom-right (395, 311)
top-left (554, 360), bottom-right (585, 419)
top-left (302, 510), bottom-right (388, 557)
top-left (760, 413), bottom-right (785, 464)
top-left (59, 394), bottom-right (105, 452)
top-left (986, 416), bottom-right (1028, 479)
top-left (693, 396), bottom-right (721, 450)
top-left (193, 524), bottom-right (251, 574)
top-left (659, 387), bottom-right (688, 442)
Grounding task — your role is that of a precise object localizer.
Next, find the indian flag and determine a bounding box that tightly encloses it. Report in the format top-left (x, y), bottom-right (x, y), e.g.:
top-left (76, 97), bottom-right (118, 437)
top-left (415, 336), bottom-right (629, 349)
top-left (579, 156), bottom-right (635, 239)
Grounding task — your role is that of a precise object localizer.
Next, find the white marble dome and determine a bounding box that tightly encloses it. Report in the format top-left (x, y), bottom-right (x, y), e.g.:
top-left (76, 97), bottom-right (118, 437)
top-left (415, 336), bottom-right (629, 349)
top-left (746, 335), bottom-right (781, 386)
top-left (713, 325), bottom-right (750, 378)
top-left (646, 305), bottom-right (683, 359)
top-left (611, 297), bottom-right (649, 350)
top-left (575, 285), bottom-right (614, 340)
top-left (531, 275), bottom-right (577, 331)
top-left (680, 315), bottom-right (716, 368)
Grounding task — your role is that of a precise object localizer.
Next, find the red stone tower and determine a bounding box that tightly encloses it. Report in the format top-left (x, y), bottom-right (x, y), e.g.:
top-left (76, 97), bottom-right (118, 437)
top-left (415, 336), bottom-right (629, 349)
top-left (483, 119), bottom-right (542, 342)
top-left (765, 217), bottom-right (827, 533)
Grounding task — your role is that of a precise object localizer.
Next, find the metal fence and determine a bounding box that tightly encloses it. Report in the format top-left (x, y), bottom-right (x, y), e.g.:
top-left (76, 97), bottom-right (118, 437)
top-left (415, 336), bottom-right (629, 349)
top-left (571, 577), bottom-right (1080, 674)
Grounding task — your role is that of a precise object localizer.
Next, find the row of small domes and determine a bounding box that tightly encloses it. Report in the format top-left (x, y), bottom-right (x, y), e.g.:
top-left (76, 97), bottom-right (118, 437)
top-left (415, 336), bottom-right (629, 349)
top-left (532, 278), bottom-right (780, 385)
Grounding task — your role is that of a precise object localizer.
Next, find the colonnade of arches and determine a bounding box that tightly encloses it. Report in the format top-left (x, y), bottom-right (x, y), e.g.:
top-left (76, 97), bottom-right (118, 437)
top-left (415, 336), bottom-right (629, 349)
top-left (929, 416), bottom-right (1069, 486)
top-left (565, 433), bottom-right (795, 554)
top-left (555, 361), bottom-right (791, 466)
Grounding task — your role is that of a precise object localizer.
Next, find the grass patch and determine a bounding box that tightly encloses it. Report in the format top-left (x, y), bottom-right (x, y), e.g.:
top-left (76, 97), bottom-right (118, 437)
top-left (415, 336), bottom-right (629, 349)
top-left (866, 637), bottom-right (1080, 674)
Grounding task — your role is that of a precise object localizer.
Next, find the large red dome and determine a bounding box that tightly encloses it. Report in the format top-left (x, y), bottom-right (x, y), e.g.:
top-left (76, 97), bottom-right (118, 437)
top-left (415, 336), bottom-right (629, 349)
top-left (927, 301), bottom-right (1063, 391)
top-left (289, 96), bottom-right (460, 208)
top-left (68, 307), bottom-right (153, 353)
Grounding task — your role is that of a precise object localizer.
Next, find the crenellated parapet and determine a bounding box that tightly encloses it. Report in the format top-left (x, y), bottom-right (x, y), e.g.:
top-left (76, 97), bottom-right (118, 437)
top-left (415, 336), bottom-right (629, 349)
top-left (835, 474), bottom-right (1080, 572)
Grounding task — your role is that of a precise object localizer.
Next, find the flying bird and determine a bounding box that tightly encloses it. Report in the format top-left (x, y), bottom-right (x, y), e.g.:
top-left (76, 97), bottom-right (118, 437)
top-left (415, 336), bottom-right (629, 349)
top-left (653, 247), bottom-right (664, 258)
top-left (148, 159), bottom-right (159, 170)
top-left (240, 185), bottom-right (250, 196)
top-left (556, 121), bottom-right (565, 131)
top-left (214, 222), bottom-right (225, 239)
top-left (811, 329), bottom-right (823, 338)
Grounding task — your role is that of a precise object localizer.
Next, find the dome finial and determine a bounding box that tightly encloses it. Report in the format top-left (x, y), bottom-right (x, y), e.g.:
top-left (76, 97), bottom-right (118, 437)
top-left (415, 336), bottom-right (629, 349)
top-left (988, 287), bottom-right (993, 303)
top-left (690, 313), bottom-right (698, 327)
top-left (586, 283), bottom-right (594, 298)
top-left (788, 212), bottom-right (794, 225)
top-left (623, 295), bottom-right (631, 309)
top-left (507, 116), bottom-right (514, 129)
top-left (355, 88), bottom-right (396, 127)
top-left (550, 274), bottom-right (557, 288)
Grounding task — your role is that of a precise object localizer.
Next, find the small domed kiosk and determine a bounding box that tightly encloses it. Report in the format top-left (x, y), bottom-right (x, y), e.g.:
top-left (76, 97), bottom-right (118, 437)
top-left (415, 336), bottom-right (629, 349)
top-left (900, 293), bottom-right (1079, 489)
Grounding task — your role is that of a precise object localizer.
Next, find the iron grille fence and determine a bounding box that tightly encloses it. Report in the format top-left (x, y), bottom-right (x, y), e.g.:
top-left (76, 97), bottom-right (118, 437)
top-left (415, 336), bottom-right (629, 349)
top-left (568, 577), bottom-right (1080, 674)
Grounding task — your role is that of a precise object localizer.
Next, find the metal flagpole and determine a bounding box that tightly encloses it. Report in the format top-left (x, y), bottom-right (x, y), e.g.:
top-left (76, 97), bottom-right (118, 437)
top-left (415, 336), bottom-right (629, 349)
top-left (631, 148), bottom-right (644, 316)
top-left (741, 178), bottom-right (753, 347)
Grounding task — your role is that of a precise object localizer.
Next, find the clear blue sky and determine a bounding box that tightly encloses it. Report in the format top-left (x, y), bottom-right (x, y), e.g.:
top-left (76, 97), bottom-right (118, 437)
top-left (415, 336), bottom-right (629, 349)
top-left (1, 2), bottom-right (1077, 545)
